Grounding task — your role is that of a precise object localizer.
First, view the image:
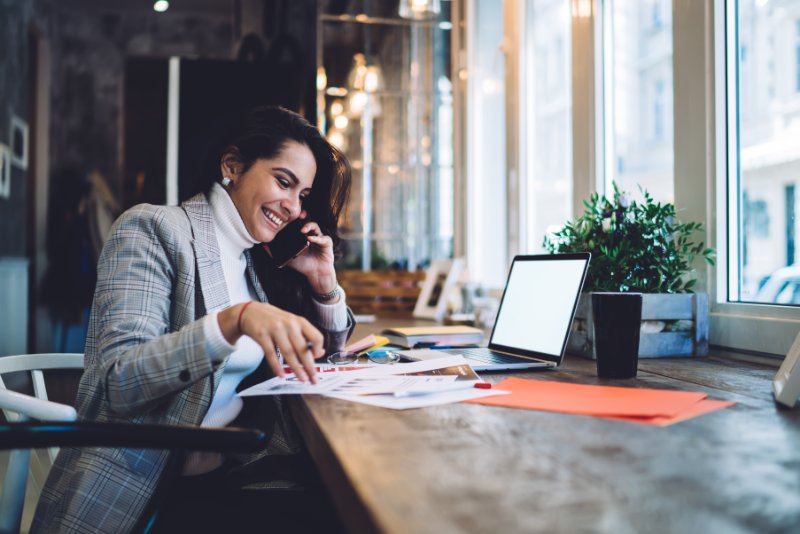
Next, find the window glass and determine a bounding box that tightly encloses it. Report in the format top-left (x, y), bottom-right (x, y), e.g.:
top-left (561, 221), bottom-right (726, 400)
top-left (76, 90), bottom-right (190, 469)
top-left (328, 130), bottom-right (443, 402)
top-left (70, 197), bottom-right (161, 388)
top-left (796, 19), bottom-right (800, 92)
top-left (603, 0), bottom-right (674, 203)
top-left (318, 2), bottom-right (453, 271)
top-left (467, 0), bottom-right (507, 287)
top-left (526, 0), bottom-right (573, 252)
top-left (735, 1), bottom-right (800, 304)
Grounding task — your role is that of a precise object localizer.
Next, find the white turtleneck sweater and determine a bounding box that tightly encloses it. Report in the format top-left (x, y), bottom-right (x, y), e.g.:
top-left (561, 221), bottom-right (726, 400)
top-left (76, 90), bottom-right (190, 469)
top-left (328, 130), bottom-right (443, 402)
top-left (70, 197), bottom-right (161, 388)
top-left (183, 183), bottom-right (348, 475)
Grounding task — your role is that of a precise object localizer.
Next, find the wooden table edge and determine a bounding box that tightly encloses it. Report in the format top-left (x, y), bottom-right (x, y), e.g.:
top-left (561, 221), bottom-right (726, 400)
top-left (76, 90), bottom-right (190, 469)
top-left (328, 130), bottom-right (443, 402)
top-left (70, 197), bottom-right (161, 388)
top-left (289, 397), bottom-right (383, 534)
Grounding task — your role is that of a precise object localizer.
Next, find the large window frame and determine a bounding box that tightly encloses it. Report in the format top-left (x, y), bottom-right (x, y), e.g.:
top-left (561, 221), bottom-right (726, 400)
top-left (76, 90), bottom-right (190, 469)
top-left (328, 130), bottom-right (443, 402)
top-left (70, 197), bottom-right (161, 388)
top-left (474, 0), bottom-right (800, 358)
top-left (709, 0), bottom-right (800, 357)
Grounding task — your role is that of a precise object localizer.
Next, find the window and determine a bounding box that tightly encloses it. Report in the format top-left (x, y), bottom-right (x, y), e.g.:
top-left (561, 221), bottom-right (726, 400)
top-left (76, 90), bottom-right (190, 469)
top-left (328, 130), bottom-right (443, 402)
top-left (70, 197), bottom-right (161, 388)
top-left (653, 79), bottom-right (665, 141)
top-left (706, 0), bottom-right (800, 356)
top-left (523, 0), bottom-right (573, 254)
top-left (603, 0), bottom-right (674, 203)
top-left (649, 0), bottom-right (663, 29)
top-left (730, 0), bottom-right (800, 306)
top-left (464, 0), bottom-right (507, 288)
top-left (317, 2), bottom-right (454, 271)
top-left (796, 19), bottom-right (800, 92)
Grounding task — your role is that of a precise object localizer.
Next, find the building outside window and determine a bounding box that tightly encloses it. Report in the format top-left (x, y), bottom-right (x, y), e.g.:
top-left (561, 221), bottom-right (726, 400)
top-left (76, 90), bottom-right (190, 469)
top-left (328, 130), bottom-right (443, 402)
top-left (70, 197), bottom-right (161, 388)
top-left (653, 79), bottom-right (664, 141)
top-left (603, 0), bottom-right (674, 203)
top-left (524, 0), bottom-right (572, 253)
top-left (464, 0), bottom-right (507, 288)
top-left (732, 0), bottom-right (800, 305)
top-left (796, 19), bottom-right (800, 92)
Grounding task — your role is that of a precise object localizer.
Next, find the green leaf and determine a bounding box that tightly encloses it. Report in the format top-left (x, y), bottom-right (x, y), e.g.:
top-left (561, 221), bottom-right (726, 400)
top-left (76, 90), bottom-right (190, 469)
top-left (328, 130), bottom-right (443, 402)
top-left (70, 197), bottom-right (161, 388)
top-left (553, 181), bottom-right (715, 293)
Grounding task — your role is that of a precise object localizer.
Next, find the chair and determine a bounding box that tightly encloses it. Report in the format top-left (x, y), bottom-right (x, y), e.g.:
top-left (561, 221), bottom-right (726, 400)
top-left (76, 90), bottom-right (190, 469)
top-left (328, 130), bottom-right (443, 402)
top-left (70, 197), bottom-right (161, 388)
top-left (338, 270), bottom-right (426, 316)
top-left (0, 354), bottom-right (265, 534)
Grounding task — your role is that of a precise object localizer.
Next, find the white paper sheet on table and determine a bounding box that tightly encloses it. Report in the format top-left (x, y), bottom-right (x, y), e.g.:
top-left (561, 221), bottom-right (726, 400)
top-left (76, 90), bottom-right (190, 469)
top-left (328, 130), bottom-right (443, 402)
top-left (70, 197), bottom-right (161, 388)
top-left (237, 355), bottom-right (509, 408)
top-left (239, 356), bottom-right (467, 396)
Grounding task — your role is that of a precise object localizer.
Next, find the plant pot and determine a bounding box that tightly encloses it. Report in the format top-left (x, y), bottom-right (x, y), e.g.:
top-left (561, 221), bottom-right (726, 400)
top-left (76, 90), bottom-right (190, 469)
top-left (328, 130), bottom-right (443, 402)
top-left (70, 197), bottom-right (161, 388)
top-left (566, 292), bottom-right (709, 359)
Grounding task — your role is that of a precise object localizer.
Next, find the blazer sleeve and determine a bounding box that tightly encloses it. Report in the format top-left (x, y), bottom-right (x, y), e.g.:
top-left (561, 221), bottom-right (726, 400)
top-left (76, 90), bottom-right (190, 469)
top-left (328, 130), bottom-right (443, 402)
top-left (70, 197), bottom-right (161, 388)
top-left (91, 206), bottom-right (225, 417)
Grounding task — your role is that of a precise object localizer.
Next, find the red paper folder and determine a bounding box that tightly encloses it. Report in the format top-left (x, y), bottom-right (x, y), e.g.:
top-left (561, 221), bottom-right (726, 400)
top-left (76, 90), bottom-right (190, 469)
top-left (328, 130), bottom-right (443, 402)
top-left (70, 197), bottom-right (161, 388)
top-left (463, 378), bottom-right (734, 426)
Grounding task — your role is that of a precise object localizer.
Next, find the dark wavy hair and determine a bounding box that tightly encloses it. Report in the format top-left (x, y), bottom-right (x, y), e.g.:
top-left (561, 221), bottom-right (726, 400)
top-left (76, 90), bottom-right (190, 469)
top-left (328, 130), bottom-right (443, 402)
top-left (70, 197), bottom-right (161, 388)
top-left (190, 106), bottom-right (351, 317)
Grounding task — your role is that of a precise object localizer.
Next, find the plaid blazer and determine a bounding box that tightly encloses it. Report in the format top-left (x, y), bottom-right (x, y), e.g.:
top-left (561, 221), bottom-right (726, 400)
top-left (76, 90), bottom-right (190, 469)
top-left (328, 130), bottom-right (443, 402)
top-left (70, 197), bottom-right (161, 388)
top-left (32, 193), bottom-right (354, 533)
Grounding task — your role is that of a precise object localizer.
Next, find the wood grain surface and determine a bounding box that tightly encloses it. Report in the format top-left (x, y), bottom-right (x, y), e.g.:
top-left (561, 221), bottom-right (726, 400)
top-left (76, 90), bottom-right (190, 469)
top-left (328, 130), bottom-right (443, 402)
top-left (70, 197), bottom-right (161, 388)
top-left (291, 319), bottom-right (800, 534)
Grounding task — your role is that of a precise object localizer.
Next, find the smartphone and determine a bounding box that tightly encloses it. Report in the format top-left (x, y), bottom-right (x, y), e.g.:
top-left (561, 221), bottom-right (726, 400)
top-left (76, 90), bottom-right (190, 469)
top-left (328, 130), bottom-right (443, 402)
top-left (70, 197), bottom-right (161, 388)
top-left (264, 219), bottom-right (310, 268)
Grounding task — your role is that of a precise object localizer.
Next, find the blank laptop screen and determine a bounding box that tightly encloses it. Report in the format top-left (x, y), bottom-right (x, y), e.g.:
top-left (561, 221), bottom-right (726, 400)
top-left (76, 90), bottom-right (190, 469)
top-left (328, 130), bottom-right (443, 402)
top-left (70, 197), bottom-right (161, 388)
top-left (491, 258), bottom-right (588, 357)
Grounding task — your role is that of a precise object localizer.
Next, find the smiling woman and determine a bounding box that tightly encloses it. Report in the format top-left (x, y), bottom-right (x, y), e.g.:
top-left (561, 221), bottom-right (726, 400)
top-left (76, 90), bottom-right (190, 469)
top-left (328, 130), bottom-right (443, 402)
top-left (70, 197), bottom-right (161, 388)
top-left (31, 106), bottom-right (355, 533)
top-left (223, 142), bottom-right (316, 244)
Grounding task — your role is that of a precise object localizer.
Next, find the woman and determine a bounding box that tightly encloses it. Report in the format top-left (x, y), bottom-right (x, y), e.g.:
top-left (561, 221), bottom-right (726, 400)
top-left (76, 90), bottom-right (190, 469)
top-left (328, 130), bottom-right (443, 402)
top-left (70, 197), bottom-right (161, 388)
top-left (32, 107), bottom-right (354, 533)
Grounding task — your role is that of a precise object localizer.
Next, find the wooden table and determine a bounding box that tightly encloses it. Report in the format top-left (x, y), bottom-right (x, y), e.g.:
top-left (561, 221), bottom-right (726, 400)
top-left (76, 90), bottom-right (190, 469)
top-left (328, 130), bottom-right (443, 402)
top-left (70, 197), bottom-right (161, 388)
top-left (291, 320), bottom-right (800, 534)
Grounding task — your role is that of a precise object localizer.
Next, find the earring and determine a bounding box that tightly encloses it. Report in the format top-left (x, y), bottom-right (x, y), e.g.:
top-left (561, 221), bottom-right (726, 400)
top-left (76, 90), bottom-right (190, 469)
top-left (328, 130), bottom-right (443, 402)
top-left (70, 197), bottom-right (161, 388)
top-left (221, 176), bottom-right (232, 187)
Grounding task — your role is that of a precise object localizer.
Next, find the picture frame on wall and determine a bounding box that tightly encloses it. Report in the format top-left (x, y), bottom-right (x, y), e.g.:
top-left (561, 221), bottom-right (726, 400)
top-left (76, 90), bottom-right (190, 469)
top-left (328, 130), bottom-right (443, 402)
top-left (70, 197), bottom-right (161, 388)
top-left (0, 143), bottom-right (10, 199)
top-left (413, 258), bottom-right (464, 321)
top-left (10, 115), bottom-right (28, 170)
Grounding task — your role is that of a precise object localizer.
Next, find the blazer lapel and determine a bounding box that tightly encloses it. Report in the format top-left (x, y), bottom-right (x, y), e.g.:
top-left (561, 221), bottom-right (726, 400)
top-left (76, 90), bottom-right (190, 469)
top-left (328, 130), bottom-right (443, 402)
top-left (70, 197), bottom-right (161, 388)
top-left (182, 193), bottom-right (230, 314)
top-left (245, 249), bottom-right (268, 303)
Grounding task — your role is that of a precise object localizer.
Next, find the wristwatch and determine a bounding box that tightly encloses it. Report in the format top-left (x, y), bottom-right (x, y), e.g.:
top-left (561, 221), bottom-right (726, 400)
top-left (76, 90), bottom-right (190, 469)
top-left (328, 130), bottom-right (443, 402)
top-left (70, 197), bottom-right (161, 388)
top-left (313, 284), bottom-right (341, 303)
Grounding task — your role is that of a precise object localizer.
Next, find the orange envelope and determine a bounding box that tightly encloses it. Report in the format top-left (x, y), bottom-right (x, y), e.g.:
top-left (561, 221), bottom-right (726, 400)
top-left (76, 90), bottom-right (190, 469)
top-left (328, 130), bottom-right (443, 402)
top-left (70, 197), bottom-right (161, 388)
top-left (601, 399), bottom-right (735, 427)
top-left (463, 377), bottom-right (709, 418)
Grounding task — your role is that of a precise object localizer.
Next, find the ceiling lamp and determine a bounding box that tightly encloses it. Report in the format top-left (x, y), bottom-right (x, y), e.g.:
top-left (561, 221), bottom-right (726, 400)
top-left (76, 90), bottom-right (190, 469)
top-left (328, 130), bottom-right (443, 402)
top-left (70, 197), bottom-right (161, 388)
top-left (346, 54), bottom-right (385, 94)
top-left (398, 0), bottom-right (441, 20)
top-left (153, 1), bottom-right (169, 13)
top-left (346, 53), bottom-right (384, 118)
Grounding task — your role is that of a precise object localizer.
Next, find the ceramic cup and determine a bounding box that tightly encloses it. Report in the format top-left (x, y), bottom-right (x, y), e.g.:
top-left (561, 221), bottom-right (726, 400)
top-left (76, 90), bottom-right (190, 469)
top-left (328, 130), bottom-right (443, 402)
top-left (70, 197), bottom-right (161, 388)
top-left (591, 292), bottom-right (643, 378)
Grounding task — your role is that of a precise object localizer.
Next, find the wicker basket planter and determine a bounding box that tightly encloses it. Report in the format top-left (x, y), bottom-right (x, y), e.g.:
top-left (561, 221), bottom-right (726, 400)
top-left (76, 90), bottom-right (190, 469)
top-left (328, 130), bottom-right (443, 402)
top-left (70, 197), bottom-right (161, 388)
top-left (566, 292), bottom-right (709, 359)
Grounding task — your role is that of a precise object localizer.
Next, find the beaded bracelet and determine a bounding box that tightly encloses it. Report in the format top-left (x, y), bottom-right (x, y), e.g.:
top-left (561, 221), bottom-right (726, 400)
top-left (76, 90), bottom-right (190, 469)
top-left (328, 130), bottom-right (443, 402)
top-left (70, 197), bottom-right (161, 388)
top-left (313, 285), bottom-right (341, 303)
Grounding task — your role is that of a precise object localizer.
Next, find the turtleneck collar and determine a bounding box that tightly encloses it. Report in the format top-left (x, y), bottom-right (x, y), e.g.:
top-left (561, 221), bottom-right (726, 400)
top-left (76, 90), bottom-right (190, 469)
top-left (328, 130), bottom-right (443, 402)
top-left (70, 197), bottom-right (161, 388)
top-left (208, 182), bottom-right (259, 257)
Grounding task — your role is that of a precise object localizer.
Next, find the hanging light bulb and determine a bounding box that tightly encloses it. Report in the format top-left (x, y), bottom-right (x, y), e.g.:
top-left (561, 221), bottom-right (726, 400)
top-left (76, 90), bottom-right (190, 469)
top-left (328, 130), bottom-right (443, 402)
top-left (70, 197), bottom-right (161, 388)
top-left (347, 91), bottom-right (369, 118)
top-left (330, 100), bottom-right (345, 117)
top-left (347, 54), bottom-right (369, 92)
top-left (327, 128), bottom-right (348, 152)
top-left (363, 64), bottom-right (384, 93)
top-left (334, 114), bottom-right (349, 130)
top-left (398, 0), bottom-right (441, 20)
top-left (346, 54), bottom-right (384, 118)
top-left (153, 0), bottom-right (169, 12)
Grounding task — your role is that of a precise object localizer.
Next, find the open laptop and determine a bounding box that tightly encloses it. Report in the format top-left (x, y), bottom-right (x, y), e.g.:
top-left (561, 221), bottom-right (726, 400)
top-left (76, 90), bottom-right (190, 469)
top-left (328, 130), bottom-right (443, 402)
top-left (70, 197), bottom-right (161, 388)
top-left (405, 253), bottom-right (590, 371)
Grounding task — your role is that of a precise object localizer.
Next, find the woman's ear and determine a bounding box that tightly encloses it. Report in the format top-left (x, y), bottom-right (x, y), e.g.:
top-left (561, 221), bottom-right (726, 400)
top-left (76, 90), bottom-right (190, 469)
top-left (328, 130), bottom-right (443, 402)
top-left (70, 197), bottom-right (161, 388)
top-left (220, 147), bottom-right (242, 183)
top-left (300, 209), bottom-right (308, 220)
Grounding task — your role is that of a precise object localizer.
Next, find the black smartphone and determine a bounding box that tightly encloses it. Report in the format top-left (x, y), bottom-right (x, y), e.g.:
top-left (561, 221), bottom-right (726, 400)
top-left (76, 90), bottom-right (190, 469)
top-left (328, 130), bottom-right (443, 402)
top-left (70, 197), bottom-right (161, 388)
top-left (264, 219), bottom-right (310, 268)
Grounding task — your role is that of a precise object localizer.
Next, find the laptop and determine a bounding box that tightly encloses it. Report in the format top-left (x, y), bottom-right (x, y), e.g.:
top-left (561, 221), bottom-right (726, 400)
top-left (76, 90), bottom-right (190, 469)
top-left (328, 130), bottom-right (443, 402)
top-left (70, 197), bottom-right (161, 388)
top-left (403, 253), bottom-right (590, 371)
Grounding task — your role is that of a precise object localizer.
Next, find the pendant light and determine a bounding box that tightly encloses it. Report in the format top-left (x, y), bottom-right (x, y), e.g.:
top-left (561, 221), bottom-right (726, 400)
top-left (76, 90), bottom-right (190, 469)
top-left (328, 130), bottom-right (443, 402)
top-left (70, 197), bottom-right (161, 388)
top-left (398, 0), bottom-right (441, 20)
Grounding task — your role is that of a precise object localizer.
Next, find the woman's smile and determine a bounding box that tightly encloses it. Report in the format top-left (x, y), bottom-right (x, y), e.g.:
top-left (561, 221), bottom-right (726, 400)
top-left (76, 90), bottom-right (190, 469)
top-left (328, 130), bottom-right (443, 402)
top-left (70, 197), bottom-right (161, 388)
top-left (262, 207), bottom-right (285, 229)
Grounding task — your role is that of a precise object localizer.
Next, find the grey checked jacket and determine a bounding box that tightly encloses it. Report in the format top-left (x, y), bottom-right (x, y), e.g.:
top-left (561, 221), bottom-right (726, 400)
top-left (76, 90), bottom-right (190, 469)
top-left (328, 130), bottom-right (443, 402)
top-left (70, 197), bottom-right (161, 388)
top-left (31, 193), bottom-right (354, 533)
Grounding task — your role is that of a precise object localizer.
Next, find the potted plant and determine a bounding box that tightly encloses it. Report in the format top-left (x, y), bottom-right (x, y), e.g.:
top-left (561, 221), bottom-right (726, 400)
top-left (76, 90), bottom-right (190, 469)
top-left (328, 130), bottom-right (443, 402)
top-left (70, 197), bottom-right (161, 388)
top-left (544, 184), bottom-right (715, 358)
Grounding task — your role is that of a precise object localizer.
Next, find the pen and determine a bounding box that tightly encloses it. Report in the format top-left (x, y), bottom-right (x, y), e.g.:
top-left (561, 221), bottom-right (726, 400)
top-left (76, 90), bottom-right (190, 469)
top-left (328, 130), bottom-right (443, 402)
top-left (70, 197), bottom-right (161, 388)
top-left (393, 382), bottom-right (492, 398)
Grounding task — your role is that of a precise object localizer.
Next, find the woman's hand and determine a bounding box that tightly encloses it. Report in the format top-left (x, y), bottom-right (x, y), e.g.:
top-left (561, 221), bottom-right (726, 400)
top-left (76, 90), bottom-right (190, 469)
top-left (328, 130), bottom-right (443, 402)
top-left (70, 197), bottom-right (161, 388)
top-left (285, 221), bottom-right (338, 296)
top-left (218, 301), bottom-right (325, 383)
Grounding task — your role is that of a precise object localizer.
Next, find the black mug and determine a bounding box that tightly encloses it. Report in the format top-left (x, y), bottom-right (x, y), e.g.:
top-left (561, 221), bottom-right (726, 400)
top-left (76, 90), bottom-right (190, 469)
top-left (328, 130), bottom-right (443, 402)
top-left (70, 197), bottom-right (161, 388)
top-left (591, 292), bottom-right (643, 378)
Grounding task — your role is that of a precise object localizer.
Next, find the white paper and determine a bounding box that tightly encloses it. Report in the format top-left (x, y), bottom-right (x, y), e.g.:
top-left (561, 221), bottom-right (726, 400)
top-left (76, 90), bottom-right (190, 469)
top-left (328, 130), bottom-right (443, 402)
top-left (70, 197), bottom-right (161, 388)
top-left (238, 355), bottom-right (510, 409)
top-left (326, 388), bottom-right (510, 410)
top-left (238, 372), bottom-right (353, 396)
top-left (328, 375), bottom-right (457, 396)
top-left (239, 357), bottom-right (470, 397)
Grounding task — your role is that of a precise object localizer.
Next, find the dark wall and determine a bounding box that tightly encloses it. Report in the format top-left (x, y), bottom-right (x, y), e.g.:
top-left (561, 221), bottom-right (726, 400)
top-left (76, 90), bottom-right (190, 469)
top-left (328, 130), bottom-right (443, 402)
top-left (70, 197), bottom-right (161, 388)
top-left (1, 0), bottom-right (319, 259)
top-left (41, 4), bottom-right (235, 196)
top-left (0, 0), bottom-right (34, 255)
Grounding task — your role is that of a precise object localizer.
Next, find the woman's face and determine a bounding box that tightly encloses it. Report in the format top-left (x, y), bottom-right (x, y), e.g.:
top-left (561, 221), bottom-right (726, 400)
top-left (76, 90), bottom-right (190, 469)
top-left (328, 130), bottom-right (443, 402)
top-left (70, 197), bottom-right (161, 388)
top-left (225, 140), bottom-right (317, 243)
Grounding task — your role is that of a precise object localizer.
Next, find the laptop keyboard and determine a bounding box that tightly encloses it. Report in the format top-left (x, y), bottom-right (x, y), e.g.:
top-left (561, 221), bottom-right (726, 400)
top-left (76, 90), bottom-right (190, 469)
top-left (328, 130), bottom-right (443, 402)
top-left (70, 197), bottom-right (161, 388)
top-left (442, 347), bottom-right (527, 364)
